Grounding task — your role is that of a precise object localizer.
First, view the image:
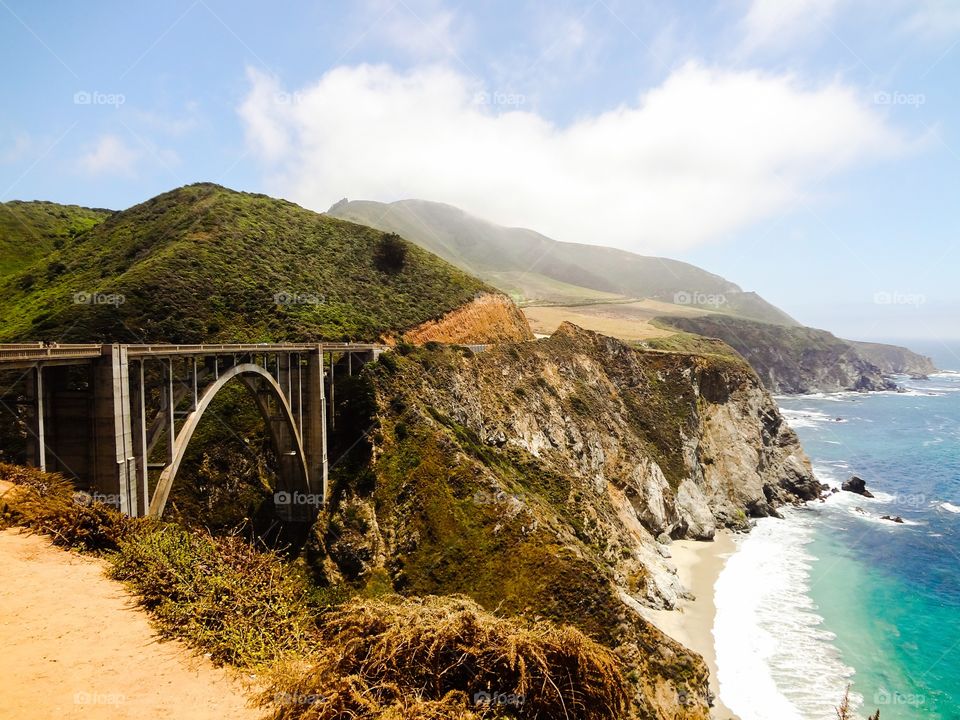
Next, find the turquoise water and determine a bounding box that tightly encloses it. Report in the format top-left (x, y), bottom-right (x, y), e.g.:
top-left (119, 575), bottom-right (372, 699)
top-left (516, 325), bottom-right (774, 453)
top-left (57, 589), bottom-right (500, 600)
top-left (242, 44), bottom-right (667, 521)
top-left (778, 369), bottom-right (960, 719)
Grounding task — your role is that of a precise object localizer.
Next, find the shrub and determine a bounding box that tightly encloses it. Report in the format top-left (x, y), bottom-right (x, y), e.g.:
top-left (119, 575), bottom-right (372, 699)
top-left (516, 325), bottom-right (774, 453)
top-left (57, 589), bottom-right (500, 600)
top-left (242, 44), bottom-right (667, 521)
top-left (110, 526), bottom-right (319, 666)
top-left (0, 463), bottom-right (140, 551)
top-left (259, 594), bottom-right (630, 720)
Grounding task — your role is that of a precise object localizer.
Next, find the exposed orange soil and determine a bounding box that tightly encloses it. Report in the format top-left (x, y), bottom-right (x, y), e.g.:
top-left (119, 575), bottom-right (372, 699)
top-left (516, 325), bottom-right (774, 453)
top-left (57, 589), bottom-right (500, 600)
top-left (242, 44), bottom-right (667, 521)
top-left (403, 292), bottom-right (534, 345)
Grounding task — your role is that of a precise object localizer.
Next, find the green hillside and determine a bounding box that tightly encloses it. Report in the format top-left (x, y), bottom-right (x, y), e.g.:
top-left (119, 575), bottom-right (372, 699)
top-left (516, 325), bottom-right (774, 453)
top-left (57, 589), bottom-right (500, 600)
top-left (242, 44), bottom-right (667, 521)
top-left (327, 198), bottom-right (799, 325)
top-left (0, 184), bottom-right (491, 343)
top-left (0, 200), bottom-right (111, 278)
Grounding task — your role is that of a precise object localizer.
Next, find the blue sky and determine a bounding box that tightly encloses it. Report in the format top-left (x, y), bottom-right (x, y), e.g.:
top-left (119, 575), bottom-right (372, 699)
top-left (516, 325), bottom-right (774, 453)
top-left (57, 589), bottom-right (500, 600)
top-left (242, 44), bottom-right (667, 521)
top-left (2, 0), bottom-right (959, 344)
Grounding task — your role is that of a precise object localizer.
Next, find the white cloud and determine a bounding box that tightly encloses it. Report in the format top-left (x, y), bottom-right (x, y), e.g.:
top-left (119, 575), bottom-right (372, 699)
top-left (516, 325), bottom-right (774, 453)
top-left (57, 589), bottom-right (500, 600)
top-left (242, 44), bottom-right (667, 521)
top-left (239, 62), bottom-right (904, 253)
top-left (739, 0), bottom-right (842, 53)
top-left (78, 134), bottom-right (139, 177)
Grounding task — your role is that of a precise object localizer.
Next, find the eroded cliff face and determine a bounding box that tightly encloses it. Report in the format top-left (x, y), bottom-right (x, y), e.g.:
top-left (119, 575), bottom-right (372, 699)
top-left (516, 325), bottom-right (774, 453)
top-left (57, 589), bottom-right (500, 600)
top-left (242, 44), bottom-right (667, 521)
top-left (401, 292), bottom-right (533, 345)
top-left (849, 340), bottom-right (937, 377)
top-left (658, 315), bottom-right (901, 394)
top-left (320, 323), bottom-right (817, 719)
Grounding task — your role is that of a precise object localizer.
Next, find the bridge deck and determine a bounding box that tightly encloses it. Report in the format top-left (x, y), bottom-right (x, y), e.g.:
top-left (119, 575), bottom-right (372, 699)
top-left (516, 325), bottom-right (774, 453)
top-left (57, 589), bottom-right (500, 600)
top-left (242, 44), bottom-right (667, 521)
top-left (0, 342), bottom-right (386, 366)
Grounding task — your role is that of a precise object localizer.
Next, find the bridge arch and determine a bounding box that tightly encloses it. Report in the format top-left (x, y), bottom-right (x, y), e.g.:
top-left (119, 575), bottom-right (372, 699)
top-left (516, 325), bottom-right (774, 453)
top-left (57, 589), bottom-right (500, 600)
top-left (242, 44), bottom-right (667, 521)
top-left (147, 363), bottom-right (311, 519)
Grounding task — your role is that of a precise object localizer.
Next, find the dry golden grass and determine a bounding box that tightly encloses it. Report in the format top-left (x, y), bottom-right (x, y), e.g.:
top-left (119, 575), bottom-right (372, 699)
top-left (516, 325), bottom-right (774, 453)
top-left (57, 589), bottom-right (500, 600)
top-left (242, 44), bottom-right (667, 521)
top-left (522, 299), bottom-right (708, 342)
top-left (259, 594), bottom-right (630, 720)
top-left (0, 463), bottom-right (141, 551)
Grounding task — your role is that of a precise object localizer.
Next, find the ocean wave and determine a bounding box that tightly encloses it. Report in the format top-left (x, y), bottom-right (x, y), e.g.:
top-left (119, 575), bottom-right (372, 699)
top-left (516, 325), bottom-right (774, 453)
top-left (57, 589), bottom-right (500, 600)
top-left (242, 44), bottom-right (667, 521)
top-left (940, 502), bottom-right (960, 514)
top-left (781, 409), bottom-right (835, 429)
top-left (715, 515), bottom-right (857, 720)
top-left (844, 506), bottom-right (921, 526)
top-left (811, 463), bottom-right (851, 490)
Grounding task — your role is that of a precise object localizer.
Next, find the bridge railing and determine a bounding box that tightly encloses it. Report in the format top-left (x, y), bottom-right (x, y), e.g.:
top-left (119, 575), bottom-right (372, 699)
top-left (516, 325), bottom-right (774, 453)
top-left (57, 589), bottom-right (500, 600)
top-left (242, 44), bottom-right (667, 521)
top-left (0, 342), bottom-right (388, 363)
top-left (0, 344), bottom-right (103, 362)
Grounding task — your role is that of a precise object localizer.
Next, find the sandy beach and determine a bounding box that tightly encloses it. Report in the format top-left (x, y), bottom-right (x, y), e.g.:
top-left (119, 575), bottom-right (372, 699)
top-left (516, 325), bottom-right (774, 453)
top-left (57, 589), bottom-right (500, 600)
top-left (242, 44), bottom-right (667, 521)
top-left (645, 531), bottom-right (741, 720)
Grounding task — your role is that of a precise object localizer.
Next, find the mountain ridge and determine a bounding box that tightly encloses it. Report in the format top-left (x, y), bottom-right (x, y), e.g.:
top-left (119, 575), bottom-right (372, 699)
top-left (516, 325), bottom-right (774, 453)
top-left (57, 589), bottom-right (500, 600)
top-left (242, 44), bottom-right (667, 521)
top-left (329, 196), bottom-right (938, 392)
top-left (327, 198), bottom-right (799, 325)
top-left (0, 184), bottom-right (522, 344)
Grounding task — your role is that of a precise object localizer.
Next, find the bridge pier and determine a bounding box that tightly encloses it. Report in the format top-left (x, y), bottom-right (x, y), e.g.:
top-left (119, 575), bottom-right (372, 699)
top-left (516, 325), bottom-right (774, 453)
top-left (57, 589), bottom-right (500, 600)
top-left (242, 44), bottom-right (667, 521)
top-left (130, 360), bottom-right (149, 516)
top-left (24, 366), bottom-right (46, 472)
top-left (91, 345), bottom-right (136, 515)
top-left (306, 348), bottom-right (328, 504)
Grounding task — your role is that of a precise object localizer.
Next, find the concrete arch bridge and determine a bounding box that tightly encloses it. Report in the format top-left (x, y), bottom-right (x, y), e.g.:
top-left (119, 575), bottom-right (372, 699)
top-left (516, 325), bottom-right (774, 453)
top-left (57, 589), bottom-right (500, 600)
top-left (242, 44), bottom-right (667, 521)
top-left (0, 343), bottom-right (383, 519)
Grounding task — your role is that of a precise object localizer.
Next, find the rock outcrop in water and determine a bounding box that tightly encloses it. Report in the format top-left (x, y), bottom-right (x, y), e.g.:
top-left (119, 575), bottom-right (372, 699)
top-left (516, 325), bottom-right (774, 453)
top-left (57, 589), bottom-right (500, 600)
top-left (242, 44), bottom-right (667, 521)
top-left (842, 475), bottom-right (875, 498)
top-left (318, 323), bottom-right (818, 719)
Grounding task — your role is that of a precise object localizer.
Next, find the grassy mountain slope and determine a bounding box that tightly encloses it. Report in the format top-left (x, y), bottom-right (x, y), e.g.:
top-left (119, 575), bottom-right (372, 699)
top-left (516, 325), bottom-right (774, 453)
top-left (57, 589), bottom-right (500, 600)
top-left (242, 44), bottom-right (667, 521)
top-left (0, 184), bottom-right (495, 343)
top-left (327, 198), bottom-right (799, 325)
top-left (0, 200), bottom-right (111, 278)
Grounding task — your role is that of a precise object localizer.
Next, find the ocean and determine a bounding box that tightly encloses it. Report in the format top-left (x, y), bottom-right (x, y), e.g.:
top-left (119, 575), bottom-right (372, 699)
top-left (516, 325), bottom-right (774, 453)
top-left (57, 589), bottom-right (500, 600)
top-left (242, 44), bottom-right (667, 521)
top-left (715, 355), bottom-right (960, 719)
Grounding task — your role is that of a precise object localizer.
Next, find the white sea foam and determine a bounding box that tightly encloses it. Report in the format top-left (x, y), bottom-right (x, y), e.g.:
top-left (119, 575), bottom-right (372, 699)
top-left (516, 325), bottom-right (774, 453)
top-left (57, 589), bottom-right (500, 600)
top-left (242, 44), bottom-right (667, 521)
top-left (843, 506), bottom-right (921, 526)
top-left (940, 502), bottom-right (960, 514)
top-left (781, 408), bottom-right (835, 429)
top-left (714, 514), bottom-right (857, 720)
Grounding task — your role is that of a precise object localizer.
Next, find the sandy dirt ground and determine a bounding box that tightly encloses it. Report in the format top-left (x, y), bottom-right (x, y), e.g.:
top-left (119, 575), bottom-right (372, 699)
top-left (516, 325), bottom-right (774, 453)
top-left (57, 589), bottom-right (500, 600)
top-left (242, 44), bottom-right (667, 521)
top-left (643, 532), bottom-right (742, 720)
top-left (0, 528), bottom-right (261, 720)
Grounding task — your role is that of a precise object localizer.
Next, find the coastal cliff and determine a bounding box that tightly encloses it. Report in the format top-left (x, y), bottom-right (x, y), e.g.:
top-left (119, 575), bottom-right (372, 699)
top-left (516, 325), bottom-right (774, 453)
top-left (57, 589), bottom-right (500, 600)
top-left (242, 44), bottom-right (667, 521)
top-left (657, 315), bottom-right (904, 394)
top-left (319, 323), bottom-right (818, 718)
top-left (849, 339), bottom-right (937, 377)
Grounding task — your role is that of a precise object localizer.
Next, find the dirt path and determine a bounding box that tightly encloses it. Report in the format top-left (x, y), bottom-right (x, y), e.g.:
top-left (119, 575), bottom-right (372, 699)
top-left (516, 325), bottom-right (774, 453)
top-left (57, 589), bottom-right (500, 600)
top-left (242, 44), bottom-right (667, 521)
top-left (0, 528), bottom-right (262, 720)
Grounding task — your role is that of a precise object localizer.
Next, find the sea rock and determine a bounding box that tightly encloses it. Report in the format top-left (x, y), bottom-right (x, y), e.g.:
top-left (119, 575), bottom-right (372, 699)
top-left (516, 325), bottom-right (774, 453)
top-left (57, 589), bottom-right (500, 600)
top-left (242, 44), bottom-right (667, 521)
top-left (842, 475), bottom-right (875, 498)
top-left (881, 515), bottom-right (905, 524)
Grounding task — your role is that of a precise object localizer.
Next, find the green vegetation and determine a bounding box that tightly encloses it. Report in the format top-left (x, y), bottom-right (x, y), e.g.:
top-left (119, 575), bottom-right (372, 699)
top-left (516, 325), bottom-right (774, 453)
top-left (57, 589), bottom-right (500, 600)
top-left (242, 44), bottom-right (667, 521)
top-left (641, 322), bottom-right (743, 360)
top-left (163, 383), bottom-right (277, 533)
top-left (327, 198), bottom-right (798, 324)
top-left (0, 200), bottom-right (110, 279)
top-left (0, 184), bottom-right (491, 342)
top-left (111, 527), bottom-right (319, 666)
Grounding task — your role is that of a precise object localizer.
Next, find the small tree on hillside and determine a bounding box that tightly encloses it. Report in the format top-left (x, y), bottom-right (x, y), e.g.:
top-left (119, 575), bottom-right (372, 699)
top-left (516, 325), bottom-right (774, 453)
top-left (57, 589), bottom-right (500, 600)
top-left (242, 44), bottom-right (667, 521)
top-left (374, 232), bottom-right (407, 273)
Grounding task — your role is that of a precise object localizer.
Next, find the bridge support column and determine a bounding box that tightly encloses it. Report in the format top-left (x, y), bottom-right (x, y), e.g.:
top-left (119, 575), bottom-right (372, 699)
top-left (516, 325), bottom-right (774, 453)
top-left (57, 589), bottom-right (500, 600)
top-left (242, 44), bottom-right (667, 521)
top-left (24, 365), bottom-right (46, 471)
top-left (305, 347), bottom-right (328, 504)
top-left (92, 345), bottom-right (135, 514)
top-left (130, 360), bottom-right (149, 517)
